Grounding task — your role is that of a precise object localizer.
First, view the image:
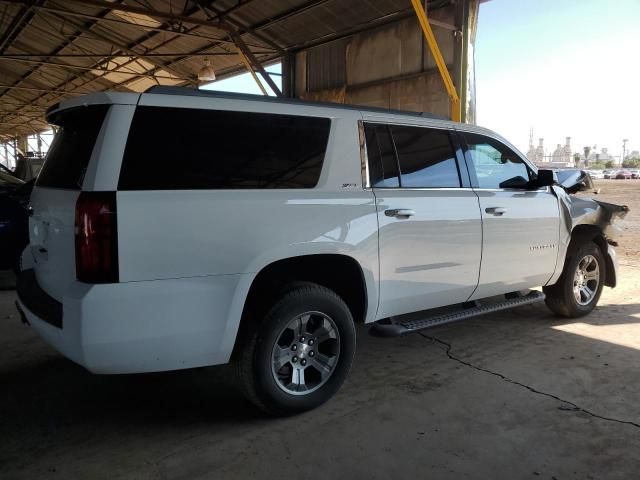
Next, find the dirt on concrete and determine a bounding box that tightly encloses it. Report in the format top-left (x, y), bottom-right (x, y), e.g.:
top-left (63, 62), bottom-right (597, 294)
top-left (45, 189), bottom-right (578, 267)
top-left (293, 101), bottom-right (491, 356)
top-left (0, 181), bottom-right (639, 479)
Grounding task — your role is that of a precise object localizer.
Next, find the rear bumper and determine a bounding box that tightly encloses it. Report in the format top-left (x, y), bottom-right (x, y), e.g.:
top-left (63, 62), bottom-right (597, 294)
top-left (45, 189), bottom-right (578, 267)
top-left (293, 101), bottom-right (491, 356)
top-left (17, 269), bottom-right (63, 328)
top-left (15, 269), bottom-right (249, 374)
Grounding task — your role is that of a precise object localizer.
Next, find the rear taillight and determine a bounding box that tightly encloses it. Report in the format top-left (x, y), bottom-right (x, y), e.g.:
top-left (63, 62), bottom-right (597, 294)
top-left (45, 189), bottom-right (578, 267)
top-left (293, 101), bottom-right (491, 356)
top-left (75, 192), bottom-right (118, 283)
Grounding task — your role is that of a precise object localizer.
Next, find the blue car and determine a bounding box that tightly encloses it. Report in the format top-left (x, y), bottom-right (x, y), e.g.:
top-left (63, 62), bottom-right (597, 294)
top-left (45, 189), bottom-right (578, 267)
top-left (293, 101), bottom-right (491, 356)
top-left (0, 164), bottom-right (32, 272)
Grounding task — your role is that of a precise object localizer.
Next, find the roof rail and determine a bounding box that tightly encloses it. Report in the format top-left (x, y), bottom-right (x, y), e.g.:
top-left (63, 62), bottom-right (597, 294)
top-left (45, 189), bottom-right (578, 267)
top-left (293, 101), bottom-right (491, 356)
top-left (143, 86), bottom-right (444, 120)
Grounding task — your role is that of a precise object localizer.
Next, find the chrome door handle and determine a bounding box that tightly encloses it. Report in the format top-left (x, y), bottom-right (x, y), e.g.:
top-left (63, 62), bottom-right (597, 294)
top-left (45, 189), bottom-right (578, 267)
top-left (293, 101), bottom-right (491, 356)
top-left (385, 208), bottom-right (416, 218)
top-left (485, 207), bottom-right (507, 216)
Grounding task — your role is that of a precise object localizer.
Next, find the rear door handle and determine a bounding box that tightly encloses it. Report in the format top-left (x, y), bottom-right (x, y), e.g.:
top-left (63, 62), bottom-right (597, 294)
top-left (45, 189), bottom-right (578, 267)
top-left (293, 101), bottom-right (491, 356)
top-left (385, 208), bottom-right (416, 218)
top-left (485, 207), bottom-right (507, 216)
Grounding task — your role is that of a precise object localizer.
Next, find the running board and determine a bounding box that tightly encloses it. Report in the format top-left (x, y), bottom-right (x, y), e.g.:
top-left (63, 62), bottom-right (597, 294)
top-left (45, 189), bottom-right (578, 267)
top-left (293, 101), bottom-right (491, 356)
top-left (369, 291), bottom-right (546, 337)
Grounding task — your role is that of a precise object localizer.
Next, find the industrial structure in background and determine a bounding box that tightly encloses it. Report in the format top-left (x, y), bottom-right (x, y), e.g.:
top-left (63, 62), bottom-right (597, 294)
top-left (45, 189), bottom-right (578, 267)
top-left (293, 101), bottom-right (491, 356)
top-left (526, 132), bottom-right (574, 168)
top-left (0, 0), bottom-right (481, 168)
top-left (525, 129), bottom-right (632, 168)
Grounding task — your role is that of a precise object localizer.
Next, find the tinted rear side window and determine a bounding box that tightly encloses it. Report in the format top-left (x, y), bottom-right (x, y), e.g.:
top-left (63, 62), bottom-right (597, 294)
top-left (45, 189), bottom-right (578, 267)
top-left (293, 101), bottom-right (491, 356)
top-left (390, 126), bottom-right (460, 188)
top-left (36, 105), bottom-right (109, 189)
top-left (119, 107), bottom-right (331, 190)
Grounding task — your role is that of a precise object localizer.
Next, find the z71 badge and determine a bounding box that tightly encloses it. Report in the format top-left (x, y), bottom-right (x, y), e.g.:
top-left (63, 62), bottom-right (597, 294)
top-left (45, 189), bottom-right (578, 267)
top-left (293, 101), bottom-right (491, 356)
top-left (530, 244), bottom-right (556, 251)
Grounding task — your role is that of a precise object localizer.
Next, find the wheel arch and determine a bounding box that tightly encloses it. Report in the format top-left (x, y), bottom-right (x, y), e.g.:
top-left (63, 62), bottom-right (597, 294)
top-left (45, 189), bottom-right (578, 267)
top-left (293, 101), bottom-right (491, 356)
top-left (231, 253), bottom-right (370, 360)
top-left (568, 224), bottom-right (616, 288)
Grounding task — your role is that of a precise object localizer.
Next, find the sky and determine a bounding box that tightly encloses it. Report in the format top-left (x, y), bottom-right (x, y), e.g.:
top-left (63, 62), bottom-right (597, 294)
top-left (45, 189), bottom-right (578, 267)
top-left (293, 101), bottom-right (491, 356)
top-left (475, 0), bottom-right (640, 158)
top-left (201, 64), bottom-right (281, 96)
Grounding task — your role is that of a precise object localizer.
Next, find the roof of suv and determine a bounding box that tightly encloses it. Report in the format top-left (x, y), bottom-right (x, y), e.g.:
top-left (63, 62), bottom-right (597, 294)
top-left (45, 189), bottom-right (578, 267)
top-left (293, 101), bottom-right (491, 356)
top-left (143, 86), bottom-right (447, 120)
top-left (46, 86), bottom-right (448, 125)
top-left (45, 87), bottom-right (528, 162)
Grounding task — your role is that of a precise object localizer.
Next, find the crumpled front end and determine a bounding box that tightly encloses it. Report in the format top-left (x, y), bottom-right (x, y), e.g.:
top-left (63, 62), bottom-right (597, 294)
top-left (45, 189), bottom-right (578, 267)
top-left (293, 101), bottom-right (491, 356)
top-left (549, 186), bottom-right (629, 288)
top-left (556, 187), bottom-right (629, 242)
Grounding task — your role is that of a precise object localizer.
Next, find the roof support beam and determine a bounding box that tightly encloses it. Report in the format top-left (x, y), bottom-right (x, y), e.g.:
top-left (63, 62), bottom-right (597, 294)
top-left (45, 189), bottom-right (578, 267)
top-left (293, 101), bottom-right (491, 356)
top-left (0, 1), bottom-right (114, 105)
top-left (199, 1), bottom-right (284, 54)
top-left (2, 1), bottom-right (270, 50)
top-left (234, 46), bottom-right (268, 95)
top-left (45, 11), bottom-right (191, 81)
top-left (0, 2), bottom-right (39, 53)
top-left (0, 57), bottom-right (195, 80)
top-left (230, 32), bottom-right (282, 96)
top-left (411, 0), bottom-right (461, 122)
top-left (1, 0), bottom-right (233, 32)
top-left (195, 2), bottom-right (282, 96)
top-left (238, 0), bottom-right (333, 34)
top-left (0, 83), bottom-right (94, 94)
top-left (1, 53), bottom-right (263, 58)
top-left (0, 0), bottom-right (209, 128)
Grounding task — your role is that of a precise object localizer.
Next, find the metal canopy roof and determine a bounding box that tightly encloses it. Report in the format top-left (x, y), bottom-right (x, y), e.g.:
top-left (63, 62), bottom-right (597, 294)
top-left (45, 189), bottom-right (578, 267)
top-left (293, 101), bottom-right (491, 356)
top-left (0, 0), bottom-right (449, 140)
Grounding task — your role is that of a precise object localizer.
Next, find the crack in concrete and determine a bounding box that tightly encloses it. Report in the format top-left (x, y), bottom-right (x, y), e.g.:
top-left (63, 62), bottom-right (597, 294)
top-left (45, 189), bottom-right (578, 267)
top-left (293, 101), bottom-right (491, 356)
top-left (419, 332), bottom-right (640, 430)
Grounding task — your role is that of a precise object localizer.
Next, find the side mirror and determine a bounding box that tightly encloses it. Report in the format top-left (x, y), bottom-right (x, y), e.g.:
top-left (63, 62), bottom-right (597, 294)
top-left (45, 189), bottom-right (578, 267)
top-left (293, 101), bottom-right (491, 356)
top-left (499, 175), bottom-right (529, 189)
top-left (532, 169), bottom-right (556, 188)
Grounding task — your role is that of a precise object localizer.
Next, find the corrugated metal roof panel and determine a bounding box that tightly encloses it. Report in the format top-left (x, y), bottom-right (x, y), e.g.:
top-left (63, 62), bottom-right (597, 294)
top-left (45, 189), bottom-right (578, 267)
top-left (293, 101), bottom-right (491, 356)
top-left (0, 0), bottom-right (444, 138)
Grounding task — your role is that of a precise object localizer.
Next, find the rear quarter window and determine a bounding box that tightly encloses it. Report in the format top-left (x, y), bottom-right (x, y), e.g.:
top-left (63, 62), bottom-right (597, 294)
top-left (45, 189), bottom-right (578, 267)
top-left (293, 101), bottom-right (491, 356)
top-left (36, 105), bottom-right (109, 189)
top-left (118, 107), bottom-right (331, 190)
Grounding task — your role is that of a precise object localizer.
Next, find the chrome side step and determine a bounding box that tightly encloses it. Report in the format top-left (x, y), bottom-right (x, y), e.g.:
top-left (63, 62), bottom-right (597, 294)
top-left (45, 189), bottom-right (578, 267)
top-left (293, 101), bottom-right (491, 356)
top-left (369, 291), bottom-right (546, 337)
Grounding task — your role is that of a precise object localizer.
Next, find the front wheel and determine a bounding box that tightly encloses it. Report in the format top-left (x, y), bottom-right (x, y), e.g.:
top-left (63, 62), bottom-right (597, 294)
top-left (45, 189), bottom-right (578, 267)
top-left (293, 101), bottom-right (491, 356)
top-left (236, 283), bottom-right (356, 415)
top-left (543, 241), bottom-right (605, 318)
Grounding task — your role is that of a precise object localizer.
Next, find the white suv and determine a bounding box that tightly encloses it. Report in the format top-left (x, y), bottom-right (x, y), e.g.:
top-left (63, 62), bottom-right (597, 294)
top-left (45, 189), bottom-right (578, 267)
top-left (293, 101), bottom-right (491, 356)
top-left (16, 87), bottom-right (627, 415)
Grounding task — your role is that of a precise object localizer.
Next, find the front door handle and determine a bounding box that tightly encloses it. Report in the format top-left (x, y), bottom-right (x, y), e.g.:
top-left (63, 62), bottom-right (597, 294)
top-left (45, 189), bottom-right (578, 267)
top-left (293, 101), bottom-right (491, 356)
top-left (485, 207), bottom-right (507, 216)
top-left (385, 208), bottom-right (416, 218)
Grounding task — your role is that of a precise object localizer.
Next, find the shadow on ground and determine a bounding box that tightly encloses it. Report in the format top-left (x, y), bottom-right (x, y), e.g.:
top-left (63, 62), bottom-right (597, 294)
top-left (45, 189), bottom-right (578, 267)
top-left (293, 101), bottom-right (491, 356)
top-left (1, 276), bottom-right (640, 479)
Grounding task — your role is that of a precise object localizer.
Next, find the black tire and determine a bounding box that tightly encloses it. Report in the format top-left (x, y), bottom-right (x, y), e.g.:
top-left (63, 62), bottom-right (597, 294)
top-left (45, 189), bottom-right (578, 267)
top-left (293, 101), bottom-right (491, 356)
top-left (236, 282), bottom-right (356, 416)
top-left (543, 241), bottom-right (605, 318)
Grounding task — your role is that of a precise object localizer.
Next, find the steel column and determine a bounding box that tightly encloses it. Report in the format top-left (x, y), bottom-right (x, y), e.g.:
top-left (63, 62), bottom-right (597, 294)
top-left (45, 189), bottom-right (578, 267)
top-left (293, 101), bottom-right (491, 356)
top-left (411, 0), bottom-right (461, 122)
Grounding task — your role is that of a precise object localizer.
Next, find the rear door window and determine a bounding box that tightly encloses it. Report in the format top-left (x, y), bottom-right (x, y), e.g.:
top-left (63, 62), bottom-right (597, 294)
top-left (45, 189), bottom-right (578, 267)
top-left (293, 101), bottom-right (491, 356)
top-left (390, 125), bottom-right (461, 188)
top-left (363, 123), bottom-right (400, 188)
top-left (119, 107), bottom-right (331, 190)
top-left (36, 105), bottom-right (109, 189)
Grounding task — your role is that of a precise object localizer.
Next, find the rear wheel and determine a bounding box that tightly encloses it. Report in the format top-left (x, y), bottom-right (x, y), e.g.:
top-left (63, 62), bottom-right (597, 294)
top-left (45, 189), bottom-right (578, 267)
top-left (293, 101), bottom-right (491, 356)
top-left (543, 241), bottom-right (605, 318)
top-left (236, 283), bottom-right (356, 415)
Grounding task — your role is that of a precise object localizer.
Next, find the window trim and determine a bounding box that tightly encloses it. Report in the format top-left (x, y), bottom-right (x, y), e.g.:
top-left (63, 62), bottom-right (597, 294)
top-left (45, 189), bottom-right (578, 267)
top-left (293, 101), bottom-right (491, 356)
top-left (360, 121), bottom-right (401, 189)
top-left (358, 120), bottom-right (370, 189)
top-left (449, 131), bottom-right (472, 189)
top-left (386, 124), bottom-right (403, 187)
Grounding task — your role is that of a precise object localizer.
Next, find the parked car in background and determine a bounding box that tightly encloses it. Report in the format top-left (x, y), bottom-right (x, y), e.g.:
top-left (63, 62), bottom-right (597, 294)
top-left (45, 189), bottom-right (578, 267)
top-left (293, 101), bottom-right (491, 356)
top-left (603, 170), bottom-right (614, 179)
top-left (630, 169), bottom-right (640, 179)
top-left (15, 88), bottom-right (629, 415)
top-left (555, 169), bottom-right (594, 193)
top-left (615, 170), bottom-right (632, 180)
top-left (587, 169), bottom-right (604, 179)
top-left (0, 164), bottom-right (32, 272)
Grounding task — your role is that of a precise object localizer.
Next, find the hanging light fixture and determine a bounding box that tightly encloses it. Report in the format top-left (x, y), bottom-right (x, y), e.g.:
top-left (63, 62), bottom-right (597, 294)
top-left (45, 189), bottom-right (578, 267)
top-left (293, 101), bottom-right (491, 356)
top-left (197, 58), bottom-right (216, 82)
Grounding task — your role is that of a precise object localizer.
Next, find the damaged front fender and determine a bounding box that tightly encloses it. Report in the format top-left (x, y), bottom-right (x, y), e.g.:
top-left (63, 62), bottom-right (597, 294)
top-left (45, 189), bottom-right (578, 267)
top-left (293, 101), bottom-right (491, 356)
top-left (548, 185), bottom-right (629, 287)
top-left (555, 186), bottom-right (629, 243)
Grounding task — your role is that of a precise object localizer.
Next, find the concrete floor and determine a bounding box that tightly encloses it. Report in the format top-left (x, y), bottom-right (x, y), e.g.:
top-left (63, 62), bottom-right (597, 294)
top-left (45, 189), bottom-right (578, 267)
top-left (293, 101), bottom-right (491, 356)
top-left (1, 264), bottom-right (639, 480)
